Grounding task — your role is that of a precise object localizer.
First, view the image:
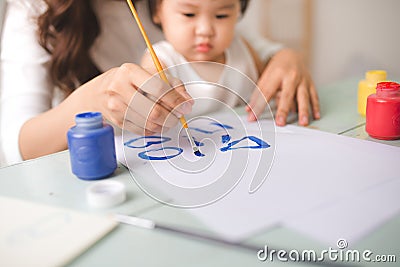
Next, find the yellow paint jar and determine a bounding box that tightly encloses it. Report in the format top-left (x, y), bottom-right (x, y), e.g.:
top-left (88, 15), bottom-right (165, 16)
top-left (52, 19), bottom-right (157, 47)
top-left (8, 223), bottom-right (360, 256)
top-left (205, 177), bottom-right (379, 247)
top-left (358, 70), bottom-right (387, 116)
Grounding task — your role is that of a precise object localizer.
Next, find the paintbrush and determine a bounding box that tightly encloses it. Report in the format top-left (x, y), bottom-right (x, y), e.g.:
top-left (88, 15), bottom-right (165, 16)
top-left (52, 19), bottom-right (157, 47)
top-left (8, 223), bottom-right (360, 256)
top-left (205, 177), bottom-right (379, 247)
top-left (126, 0), bottom-right (201, 156)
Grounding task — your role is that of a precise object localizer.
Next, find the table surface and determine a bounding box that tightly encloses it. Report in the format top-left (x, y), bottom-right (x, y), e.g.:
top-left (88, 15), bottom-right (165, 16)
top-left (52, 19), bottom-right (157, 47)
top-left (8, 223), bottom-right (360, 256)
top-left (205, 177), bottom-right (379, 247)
top-left (0, 78), bottom-right (399, 267)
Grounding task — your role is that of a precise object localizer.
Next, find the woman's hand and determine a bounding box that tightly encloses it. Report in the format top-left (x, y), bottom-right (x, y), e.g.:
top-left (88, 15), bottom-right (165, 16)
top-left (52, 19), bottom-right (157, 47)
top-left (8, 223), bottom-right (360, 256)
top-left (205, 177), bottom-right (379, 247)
top-left (246, 48), bottom-right (320, 126)
top-left (83, 63), bottom-right (193, 135)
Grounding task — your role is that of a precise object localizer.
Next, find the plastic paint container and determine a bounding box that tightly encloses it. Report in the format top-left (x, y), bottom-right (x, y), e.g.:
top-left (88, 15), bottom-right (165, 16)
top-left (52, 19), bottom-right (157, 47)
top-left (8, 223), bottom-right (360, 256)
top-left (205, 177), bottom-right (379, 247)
top-left (366, 82), bottom-right (400, 140)
top-left (67, 112), bottom-right (117, 180)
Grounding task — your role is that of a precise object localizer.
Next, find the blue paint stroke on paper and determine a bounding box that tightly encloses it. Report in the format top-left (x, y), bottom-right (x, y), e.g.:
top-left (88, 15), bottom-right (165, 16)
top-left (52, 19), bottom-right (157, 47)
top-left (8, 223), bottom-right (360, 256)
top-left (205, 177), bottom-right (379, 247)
top-left (221, 134), bottom-right (231, 144)
top-left (189, 127), bottom-right (214, 134)
top-left (183, 136), bottom-right (205, 157)
top-left (210, 122), bottom-right (233, 130)
top-left (194, 139), bottom-right (205, 147)
top-left (138, 147), bottom-right (183, 160)
top-left (220, 136), bottom-right (270, 152)
top-left (194, 150), bottom-right (205, 157)
top-left (182, 136), bottom-right (205, 146)
top-left (189, 122), bottom-right (234, 135)
top-left (124, 136), bottom-right (171, 148)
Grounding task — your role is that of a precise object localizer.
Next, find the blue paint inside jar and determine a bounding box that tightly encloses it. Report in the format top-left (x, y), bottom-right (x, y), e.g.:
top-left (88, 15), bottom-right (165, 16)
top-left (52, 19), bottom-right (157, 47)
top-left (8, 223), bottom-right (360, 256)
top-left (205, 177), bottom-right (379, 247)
top-left (67, 112), bottom-right (117, 180)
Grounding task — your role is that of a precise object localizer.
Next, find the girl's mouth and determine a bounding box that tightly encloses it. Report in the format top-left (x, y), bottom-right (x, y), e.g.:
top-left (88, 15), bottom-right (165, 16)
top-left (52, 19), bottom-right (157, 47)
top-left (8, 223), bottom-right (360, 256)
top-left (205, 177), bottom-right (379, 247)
top-left (196, 43), bottom-right (212, 53)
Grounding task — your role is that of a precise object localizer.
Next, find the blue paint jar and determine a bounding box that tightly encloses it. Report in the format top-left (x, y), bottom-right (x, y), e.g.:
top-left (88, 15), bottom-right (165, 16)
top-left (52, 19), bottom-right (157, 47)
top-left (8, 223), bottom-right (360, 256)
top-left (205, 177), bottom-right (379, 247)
top-left (67, 112), bottom-right (117, 180)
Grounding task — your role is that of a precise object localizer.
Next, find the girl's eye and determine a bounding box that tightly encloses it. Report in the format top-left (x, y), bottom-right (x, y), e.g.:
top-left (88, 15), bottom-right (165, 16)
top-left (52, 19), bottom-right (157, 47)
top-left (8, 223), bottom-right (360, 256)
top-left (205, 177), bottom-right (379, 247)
top-left (183, 13), bottom-right (195, 17)
top-left (216, 14), bottom-right (229, 19)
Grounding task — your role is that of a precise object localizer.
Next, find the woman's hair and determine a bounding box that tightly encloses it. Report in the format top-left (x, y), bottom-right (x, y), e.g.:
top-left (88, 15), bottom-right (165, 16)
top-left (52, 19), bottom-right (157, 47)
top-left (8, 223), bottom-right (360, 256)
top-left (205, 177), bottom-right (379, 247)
top-left (37, 0), bottom-right (101, 93)
top-left (148, 0), bottom-right (250, 28)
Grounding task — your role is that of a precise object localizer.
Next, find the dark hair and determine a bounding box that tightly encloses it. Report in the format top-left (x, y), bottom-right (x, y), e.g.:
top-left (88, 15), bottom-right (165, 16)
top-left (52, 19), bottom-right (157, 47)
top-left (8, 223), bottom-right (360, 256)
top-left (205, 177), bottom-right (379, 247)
top-left (37, 0), bottom-right (101, 93)
top-left (148, 0), bottom-right (250, 28)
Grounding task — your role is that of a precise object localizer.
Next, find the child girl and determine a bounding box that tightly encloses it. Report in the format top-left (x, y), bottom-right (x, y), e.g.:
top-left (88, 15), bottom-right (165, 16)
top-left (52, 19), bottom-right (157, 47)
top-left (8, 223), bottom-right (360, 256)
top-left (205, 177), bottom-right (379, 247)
top-left (143, 0), bottom-right (319, 122)
top-left (142, 0), bottom-right (260, 116)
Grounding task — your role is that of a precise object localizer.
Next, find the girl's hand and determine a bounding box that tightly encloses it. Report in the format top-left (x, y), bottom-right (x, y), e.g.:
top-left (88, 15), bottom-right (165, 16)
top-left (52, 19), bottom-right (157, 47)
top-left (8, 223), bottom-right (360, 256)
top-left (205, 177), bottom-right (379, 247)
top-left (246, 48), bottom-right (320, 126)
top-left (82, 63), bottom-right (193, 135)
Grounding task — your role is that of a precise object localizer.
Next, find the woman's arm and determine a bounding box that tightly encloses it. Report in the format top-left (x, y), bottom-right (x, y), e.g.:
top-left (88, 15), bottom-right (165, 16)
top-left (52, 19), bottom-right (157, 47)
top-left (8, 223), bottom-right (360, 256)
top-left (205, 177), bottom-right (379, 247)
top-left (250, 49), bottom-right (320, 126)
top-left (17, 63), bottom-right (193, 161)
top-left (236, 8), bottom-right (320, 126)
top-left (18, 82), bottom-right (92, 160)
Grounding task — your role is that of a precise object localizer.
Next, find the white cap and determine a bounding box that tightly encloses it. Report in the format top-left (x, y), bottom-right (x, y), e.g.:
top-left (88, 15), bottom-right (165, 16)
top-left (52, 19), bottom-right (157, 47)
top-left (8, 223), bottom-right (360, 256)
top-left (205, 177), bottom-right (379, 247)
top-left (86, 180), bottom-right (126, 208)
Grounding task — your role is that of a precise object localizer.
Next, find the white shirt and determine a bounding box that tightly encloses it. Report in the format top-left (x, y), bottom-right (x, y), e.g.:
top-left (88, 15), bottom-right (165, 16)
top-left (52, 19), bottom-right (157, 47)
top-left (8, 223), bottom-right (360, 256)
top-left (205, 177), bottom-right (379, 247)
top-left (153, 37), bottom-right (258, 117)
top-left (0, 0), bottom-right (282, 166)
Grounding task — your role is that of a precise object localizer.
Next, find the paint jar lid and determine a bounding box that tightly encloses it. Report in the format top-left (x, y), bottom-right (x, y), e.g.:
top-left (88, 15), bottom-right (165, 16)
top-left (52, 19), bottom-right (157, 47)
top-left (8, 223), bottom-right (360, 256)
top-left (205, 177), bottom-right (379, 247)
top-left (86, 180), bottom-right (126, 208)
top-left (376, 81), bottom-right (400, 90)
top-left (75, 112), bottom-right (103, 129)
top-left (366, 70), bottom-right (387, 82)
top-left (376, 82), bottom-right (400, 97)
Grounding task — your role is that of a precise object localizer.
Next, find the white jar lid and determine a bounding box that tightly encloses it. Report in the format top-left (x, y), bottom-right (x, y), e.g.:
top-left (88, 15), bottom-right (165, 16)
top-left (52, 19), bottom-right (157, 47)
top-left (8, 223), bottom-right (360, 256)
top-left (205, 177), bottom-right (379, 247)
top-left (86, 180), bottom-right (126, 208)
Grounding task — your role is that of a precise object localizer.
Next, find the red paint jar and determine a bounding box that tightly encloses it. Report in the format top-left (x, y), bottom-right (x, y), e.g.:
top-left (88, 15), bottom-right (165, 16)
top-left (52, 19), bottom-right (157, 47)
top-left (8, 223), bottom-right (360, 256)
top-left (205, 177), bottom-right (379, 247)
top-left (366, 82), bottom-right (400, 140)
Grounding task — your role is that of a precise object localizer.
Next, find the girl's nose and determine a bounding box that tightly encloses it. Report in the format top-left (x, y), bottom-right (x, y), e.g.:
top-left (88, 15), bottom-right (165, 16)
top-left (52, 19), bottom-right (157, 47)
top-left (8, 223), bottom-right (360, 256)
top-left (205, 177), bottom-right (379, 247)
top-left (195, 16), bottom-right (215, 37)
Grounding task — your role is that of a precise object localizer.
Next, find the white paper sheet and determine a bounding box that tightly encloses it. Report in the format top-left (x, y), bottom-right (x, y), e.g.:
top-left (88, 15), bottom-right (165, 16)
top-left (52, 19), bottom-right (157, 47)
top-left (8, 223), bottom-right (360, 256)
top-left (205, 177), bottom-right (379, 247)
top-left (116, 114), bottom-right (400, 243)
top-left (284, 177), bottom-right (400, 246)
top-left (118, 113), bottom-right (277, 208)
top-left (0, 196), bottom-right (117, 267)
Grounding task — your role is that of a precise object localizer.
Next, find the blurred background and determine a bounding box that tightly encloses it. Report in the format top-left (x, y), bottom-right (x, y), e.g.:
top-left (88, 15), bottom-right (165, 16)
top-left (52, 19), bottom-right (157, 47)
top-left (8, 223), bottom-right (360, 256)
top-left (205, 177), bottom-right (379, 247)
top-left (240, 0), bottom-right (400, 87)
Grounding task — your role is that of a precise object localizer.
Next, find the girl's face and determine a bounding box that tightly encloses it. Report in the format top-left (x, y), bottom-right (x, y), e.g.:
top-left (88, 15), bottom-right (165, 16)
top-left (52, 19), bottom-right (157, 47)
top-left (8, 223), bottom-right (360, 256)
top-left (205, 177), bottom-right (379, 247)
top-left (153, 0), bottom-right (241, 63)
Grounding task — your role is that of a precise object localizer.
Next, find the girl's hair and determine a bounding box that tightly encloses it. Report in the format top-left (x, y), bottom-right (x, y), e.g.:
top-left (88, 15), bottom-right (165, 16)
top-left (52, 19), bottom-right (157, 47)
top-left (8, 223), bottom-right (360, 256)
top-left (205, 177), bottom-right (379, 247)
top-left (148, 0), bottom-right (250, 28)
top-left (37, 0), bottom-right (101, 93)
